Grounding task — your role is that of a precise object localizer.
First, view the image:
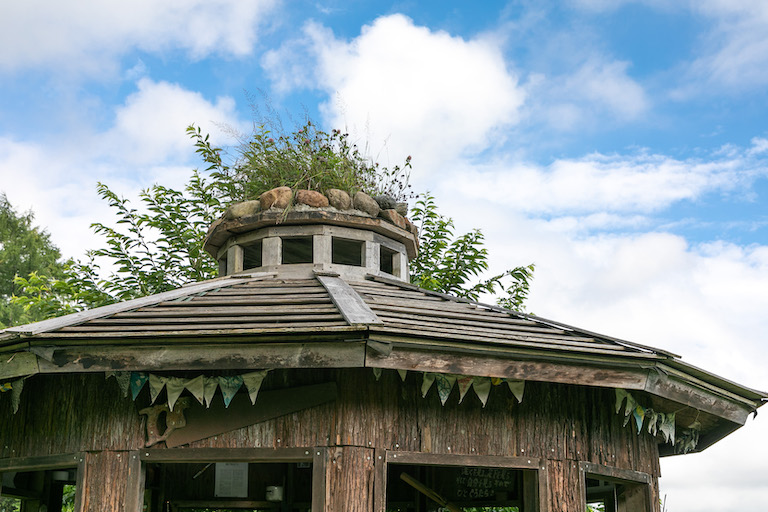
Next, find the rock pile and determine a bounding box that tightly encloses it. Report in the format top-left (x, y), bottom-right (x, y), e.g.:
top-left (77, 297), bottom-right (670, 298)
top-left (223, 187), bottom-right (418, 237)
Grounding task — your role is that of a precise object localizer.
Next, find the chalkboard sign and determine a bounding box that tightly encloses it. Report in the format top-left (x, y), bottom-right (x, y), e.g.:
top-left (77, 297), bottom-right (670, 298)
top-left (446, 466), bottom-right (518, 502)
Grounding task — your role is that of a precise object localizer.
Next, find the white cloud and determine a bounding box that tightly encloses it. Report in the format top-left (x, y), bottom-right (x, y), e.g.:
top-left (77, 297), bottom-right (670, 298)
top-left (0, 80), bottom-right (244, 259)
top-left (687, 0), bottom-right (768, 89)
top-left (98, 78), bottom-right (242, 168)
top-left (0, 0), bottom-right (277, 74)
top-left (528, 58), bottom-right (650, 131)
top-left (449, 147), bottom-right (763, 217)
top-left (263, 14), bottom-right (525, 170)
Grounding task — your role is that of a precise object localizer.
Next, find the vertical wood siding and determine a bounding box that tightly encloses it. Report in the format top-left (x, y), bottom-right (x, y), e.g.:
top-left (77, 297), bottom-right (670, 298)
top-left (0, 368), bottom-right (661, 511)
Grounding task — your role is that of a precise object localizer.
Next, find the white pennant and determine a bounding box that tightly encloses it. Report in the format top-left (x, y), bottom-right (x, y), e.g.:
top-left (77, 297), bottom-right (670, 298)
top-left (242, 371), bottom-right (268, 405)
top-left (184, 375), bottom-right (205, 406)
top-left (165, 377), bottom-right (186, 410)
top-left (397, 369), bottom-right (408, 382)
top-left (203, 377), bottom-right (218, 408)
top-left (149, 374), bottom-right (167, 404)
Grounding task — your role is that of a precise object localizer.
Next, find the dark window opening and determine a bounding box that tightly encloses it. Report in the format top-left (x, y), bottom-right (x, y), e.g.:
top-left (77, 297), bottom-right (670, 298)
top-left (380, 246), bottom-right (397, 275)
top-left (585, 476), bottom-right (650, 512)
top-left (144, 461), bottom-right (312, 512)
top-left (332, 238), bottom-right (364, 266)
top-left (282, 237), bottom-right (313, 264)
top-left (243, 240), bottom-right (263, 269)
top-left (1, 467), bottom-right (78, 512)
top-left (387, 463), bottom-right (531, 512)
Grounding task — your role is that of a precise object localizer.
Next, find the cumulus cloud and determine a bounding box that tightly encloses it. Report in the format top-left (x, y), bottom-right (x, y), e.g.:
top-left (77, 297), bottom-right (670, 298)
top-left (98, 78), bottom-right (243, 168)
top-left (0, 79), bottom-right (244, 258)
top-left (263, 14), bottom-right (525, 169)
top-left (0, 0), bottom-right (277, 74)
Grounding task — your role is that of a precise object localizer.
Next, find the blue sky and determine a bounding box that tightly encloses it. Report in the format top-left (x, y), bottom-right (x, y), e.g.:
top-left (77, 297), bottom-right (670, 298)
top-left (1, 1), bottom-right (768, 510)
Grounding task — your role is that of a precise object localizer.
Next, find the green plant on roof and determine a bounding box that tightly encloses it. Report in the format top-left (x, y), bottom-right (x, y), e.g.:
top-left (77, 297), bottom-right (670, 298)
top-left (187, 119), bottom-right (414, 205)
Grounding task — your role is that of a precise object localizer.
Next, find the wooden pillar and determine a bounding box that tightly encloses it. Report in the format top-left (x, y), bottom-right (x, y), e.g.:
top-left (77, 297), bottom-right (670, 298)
top-left (546, 460), bottom-right (582, 512)
top-left (326, 446), bottom-right (374, 512)
top-left (78, 451), bottom-right (137, 511)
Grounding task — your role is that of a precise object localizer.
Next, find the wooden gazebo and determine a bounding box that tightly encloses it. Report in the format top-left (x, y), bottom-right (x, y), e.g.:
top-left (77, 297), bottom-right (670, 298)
top-left (1, 191), bottom-right (765, 512)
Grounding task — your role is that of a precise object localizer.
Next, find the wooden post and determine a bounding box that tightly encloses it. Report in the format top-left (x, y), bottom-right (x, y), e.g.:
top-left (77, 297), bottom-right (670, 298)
top-left (326, 446), bottom-right (374, 512)
top-left (78, 451), bottom-right (134, 511)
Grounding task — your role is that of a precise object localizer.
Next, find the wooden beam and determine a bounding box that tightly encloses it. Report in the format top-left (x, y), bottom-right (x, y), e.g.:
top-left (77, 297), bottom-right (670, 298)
top-left (35, 342), bottom-right (366, 373)
top-left (645, 370), bottom-right (753, 424)
top-left (0, 351), bottom-right (39, 380)
top-left (164, 382), bottom-right (338, 448)
top-left (0, 453), bottom-right (83, 471)
top-left (139, 447), bottom-right (314, 463)
top-left (366, 346), bottom-right (651, 390)
top-left (316, 274), bottom-right (382, 325)
top-left (384, 451), bottom-right (542, 469)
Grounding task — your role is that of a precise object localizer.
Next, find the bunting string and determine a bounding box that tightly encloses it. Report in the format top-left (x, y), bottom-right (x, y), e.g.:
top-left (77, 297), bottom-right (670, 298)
top-left (110, 370), bottom-right (272, 409)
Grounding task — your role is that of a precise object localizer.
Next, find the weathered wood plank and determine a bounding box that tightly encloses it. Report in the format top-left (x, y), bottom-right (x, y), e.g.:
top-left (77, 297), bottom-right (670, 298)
top-left (31, 325), bottom-right (364, 339)
top-left (317, 275), bottom-right (382, 325)
top-left (645, 370), bottom-right (753, 424)
top-left (0, 351), bottom-right (39, 380)
top-left (3, 275), bottom-right (273, 336)
top-left (366, 346), bottom-right (651, 390)
top-left (58, 320), bottom-right (350, 333)
top-left (165, 382), bottom-right (338, 448)
top-left (140, 447), bottom-right (313, 462)
top-left (36, 342), bottom-right (367, 373)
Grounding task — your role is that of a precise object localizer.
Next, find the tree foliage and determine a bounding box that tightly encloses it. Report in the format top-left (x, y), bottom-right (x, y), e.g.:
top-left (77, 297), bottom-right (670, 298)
top-left (12, 172), bottom-right (223, 316)
top-left (10, 120), bottom-right (533, 322)
top-left (410, 193), bottom-right (534, 311)
top-left (0, 194), bottom-right (66, 327)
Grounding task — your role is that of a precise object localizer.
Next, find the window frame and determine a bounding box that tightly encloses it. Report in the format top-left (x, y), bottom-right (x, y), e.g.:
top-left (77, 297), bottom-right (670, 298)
top-left (374, 450), bottom-right (549, 512)
top-left (579, 462), bottom-right (653, 512)
top-left (137, 447), bottom-right (326, 512)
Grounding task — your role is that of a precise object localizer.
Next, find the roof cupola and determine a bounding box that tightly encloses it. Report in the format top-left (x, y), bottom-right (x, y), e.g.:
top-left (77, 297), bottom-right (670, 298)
top-left (204, 187), bottom-right (418, 281)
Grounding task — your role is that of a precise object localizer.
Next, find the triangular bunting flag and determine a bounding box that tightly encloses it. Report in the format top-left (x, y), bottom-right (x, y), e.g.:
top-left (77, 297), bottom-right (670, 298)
top-left (149, 374), bottom-right (167, 404)
top-left (184, 375), bottom-right (205, 406)
top-left (130, 372), bottom-right (148, 400)
top-left (11, 377), bottom-right (26, 414)
top-left (505, 379), bottom-right (525, 402)
top-left (435, 374), bottom-right (457, 405)
top-left (397, 369), bottom-right (408, 382)
top-left (623, 393), bottom-right (637, 418)
top-left (372, 367), bottom-right (382, 381)
top-left (457, 376), bottom-right (474, 403)
top-left (473, 377), bottom-right (492, 407)
top-left (218, 376), bottom-right (243, 408)
top-left (632, 405), bottom-right (645, 434)
top-left (114, 372), bottom-right (131, 398)
top-left (659, 412), bottom-right (676, 444)
top-left (615, 389), bottom-right (629, 414)
top-left (166, 377), bottom-right (186, 410)
top-left (203, 377), bottom-right (218, 408)
top-left (242, 371), bottom-right (268, 405)
top-left (421, 373), bottom-right (436, 398)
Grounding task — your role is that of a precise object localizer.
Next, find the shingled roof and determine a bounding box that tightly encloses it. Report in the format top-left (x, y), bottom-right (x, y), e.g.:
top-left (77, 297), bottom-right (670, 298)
top-left (1, 201), bottom-right (765, 455)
